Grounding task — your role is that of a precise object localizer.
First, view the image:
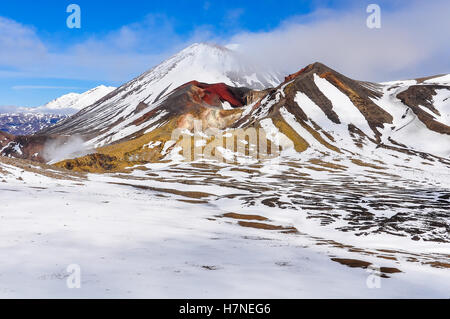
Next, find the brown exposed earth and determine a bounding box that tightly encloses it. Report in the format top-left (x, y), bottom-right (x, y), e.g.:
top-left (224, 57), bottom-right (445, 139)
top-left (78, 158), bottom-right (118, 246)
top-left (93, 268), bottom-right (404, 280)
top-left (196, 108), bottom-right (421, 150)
top-left (397, 85), bottom-right (450, 134)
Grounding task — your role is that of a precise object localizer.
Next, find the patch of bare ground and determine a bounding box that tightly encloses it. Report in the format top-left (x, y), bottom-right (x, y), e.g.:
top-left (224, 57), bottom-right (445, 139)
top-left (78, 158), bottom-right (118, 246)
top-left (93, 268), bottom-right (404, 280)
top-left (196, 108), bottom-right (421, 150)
top-left (305, 165), bottom-right (336, 173)
top-left (331, 258), bottom-right (372, 268)
top-left (0, 156), bottom-right (86, 181)
top-left (0, 166), bottom-right (8, 176)
top-left (177, 199), bottom-right (209, 204)
top-left (424, 261), bottom-right (450, 269)
top-left (376, 255), bottom-right (397, 261)
top-left (108, 182), bottom-right (213, 199)
top-left (218, 212), bottom-right (298, 233)
top-left (351, 159), bottom-right (386, 170)
top-left (238, 221), bottom-right (298, 233)
top-left (324, 241), bottom-right (450, 271)
top-left (380, 267), bottom-right (403, 274)
top-left (330, 258), bottom-right (402, 277)
top-left (202, 265), bottom-right (219, 271)
top-left (222, 213), bottom-right (268, 221)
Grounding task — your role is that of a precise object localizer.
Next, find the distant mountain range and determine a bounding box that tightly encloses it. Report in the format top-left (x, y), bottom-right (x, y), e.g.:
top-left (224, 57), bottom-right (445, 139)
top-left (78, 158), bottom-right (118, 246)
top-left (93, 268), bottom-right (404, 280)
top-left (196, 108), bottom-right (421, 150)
top-left (0, 113), bottom-right (67, 136)
top-left (0, 85), bottom-right (115, 135)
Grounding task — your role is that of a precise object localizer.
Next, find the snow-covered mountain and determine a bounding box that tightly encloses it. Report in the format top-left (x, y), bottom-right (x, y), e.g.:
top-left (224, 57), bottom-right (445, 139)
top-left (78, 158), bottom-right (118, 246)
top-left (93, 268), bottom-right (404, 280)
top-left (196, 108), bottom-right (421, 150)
top-left (34, 85), bottom-right (116, 115)
top-left (237, 63), bottom-right (450, 158)
top-left (0, 113), bottom-right (67, 135)
top-left (42, 62), bottom-right (449, 173)
top-left (3, 43), bottom-right (449, 167)
top-left (376, 75), bottom-right (450, 156)
top-left (41, 43), bottom-right (283, 140)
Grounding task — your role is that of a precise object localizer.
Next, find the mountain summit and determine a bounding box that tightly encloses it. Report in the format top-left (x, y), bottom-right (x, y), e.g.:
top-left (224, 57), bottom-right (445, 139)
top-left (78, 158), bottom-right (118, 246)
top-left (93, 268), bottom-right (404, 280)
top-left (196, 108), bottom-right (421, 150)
top-left (42, 43), bottom-right (283, 141)
top-left (36, 85), bottom-right (116, 114)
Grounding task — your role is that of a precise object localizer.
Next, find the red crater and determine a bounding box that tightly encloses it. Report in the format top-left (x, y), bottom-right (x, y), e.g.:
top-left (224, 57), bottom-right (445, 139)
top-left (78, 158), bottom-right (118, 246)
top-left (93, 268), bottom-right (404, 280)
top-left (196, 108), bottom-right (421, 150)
top-left (183, 81), bottom-right (245, 108)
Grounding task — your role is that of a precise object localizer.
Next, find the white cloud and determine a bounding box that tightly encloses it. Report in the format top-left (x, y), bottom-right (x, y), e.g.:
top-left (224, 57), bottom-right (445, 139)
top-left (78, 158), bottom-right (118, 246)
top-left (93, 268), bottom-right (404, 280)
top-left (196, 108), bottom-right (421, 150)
top-left (230, 1), bottom-right (450, 81)
top-left (0, 14), bottom-right (206, 82)
top-left (0, 17), bottom-right (47, 69)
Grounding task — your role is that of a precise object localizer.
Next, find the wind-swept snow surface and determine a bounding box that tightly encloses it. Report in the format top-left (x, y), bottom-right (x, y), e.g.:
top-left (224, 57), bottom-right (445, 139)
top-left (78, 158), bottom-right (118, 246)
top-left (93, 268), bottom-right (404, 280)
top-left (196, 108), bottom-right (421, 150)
top-left (314, 74), bottom-right (374, 138)
top-left (0, 156), bottom-right (449, 298)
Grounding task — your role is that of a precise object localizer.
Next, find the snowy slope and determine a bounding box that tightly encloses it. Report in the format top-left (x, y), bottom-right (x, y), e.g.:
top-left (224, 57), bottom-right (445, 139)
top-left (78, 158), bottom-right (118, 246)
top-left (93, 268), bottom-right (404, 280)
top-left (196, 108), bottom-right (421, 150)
top-left (374, 76), bottom-right (450, 157)
top-left (42, 43), bottom-right (283, 145)
top-left (423, 74), bottom-right (450, 85)
top-left (35, 85), bottom-right (116, 115)
top-left (236, 65), bottom-right (450, 159)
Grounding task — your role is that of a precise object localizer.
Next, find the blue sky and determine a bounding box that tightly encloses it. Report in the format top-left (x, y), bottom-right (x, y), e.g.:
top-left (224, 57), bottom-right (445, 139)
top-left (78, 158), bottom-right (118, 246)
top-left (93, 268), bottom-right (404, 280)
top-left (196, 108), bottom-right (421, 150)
top-left (1, 1), bottom-right (351, 39)
top-left (0, 0), bottom-right (449, 108)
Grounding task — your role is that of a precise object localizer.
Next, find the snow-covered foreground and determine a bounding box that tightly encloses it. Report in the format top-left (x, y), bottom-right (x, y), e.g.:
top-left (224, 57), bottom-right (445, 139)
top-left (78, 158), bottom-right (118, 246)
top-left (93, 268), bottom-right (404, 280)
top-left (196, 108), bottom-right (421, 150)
top-left (0, 157), bottom-right (449, 298)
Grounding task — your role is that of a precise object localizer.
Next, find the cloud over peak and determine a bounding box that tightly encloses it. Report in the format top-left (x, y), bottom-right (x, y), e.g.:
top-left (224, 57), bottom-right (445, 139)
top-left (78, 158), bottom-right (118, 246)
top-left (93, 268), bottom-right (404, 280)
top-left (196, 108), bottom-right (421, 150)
top-left (0, 0), bottom-right (449, 86)
top-left (230, 1), bottom-right (450, 81)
